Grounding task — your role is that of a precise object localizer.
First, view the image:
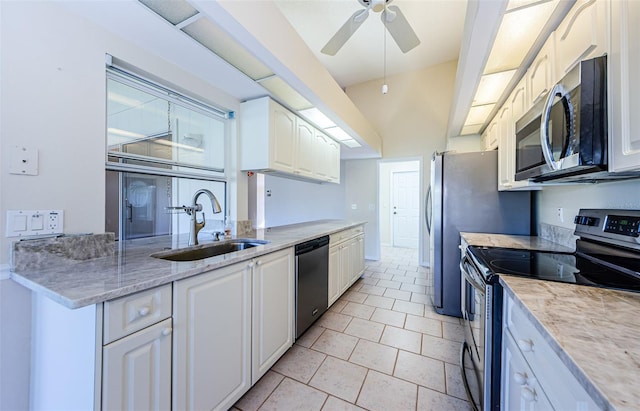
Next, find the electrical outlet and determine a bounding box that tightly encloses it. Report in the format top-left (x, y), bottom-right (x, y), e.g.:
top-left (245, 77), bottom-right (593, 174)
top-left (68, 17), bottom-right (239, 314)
top-left (48, 212), bottom-right (60, 231)
top-left (557, 207), bottom-right (564, 223)
top-left (6, 210), bottom-right (64, 237)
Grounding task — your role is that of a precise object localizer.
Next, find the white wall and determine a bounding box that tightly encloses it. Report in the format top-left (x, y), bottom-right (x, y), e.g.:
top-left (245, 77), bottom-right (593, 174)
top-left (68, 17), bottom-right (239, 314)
top-left (446, 134), bottom-right (483, 152)
top-left (262, 172), bottom-right (346, 227)
top-left (0, 2), bottom-right (246, 407)
top-left (345, 60), bottom-right (458, 265)
top-left (536, 179), bottom-right (640, 229)
top-left (344, 160), bottom-right (381, 260)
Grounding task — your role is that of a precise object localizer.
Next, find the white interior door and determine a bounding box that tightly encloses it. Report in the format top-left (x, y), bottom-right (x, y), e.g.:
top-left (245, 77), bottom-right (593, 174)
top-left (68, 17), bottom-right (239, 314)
top-left (392, 171), bottom-right (419, 248)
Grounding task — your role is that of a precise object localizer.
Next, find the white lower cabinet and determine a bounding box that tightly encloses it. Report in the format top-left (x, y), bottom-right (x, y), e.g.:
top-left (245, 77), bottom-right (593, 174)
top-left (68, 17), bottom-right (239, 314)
top-left (501, 330), bottom-right (554, 411)
top-left (173, 261), bottom-right (252, 411)
top-left (502, 293), bottom-right (600, 410)
top-left (251, 248), bottom-right (294, 384)
top-left (173, 248), bottom-right (294, 411)
top-left (102, 318), bottom-right (173, 411)
top-left (328, 226), bottom-right (366, 307)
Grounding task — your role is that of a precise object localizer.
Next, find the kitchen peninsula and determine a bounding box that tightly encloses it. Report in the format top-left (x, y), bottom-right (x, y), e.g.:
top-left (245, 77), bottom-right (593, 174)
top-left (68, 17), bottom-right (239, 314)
top-left (11, 219), bottom-right (366, 411)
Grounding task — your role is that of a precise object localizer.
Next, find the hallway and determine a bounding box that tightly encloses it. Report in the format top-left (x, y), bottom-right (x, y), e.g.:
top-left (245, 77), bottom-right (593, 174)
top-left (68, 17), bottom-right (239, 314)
top-left (232, 246), bottom-right (471, 411)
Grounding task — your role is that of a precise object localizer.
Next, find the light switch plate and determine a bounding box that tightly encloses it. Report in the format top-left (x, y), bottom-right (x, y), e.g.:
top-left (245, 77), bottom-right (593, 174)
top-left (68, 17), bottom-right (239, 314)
top-left (6, 210), bottom-right (64, 238)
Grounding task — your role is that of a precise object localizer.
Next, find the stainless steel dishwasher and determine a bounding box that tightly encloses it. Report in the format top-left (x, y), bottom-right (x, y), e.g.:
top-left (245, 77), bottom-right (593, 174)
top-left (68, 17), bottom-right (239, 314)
top-left (295, 236), bottom-right (329, 339)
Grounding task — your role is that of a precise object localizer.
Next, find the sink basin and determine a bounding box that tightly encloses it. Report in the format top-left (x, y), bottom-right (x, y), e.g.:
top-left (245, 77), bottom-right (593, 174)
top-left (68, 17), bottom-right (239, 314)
top-left (151, 239), bottom-right (269, 262)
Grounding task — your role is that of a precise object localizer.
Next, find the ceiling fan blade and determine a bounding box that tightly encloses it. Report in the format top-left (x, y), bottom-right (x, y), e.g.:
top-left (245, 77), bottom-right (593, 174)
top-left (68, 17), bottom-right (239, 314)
top-left (382, 5), bottom-right (420, 53)
top-left (321, 8), bottom-right (370, 56)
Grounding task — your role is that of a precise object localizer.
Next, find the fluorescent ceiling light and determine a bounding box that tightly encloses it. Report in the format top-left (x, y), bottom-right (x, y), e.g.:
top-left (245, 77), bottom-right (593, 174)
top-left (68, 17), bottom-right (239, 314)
top-left (473, 69), bottom-right (517, 106)
top-left (460, 124), bottom-right (484, 135)
top-left (259, 77), bottom-right (311, 111)
top-left (324, 126), bottom-right (352, 141)
top-left (138, 0), bottom-right (198, 25)
top-left (464, 104), bottom-right (495, 126)
top-left (182, 18), bottom-right (274, 81)
top-left (342, 139), bottom-right (362, 148)
top-left (298, 108), bottom-right (336, 129)
top-left (484, 0), bottom-right (558, 73)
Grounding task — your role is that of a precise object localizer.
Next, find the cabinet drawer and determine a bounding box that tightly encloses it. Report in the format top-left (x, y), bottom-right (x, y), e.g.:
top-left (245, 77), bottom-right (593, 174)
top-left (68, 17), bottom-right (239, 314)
top-left (330, 225), bottom-right (364, 245)
top-left (504, 294), bottom-right (599, 410)
top-left (104, 284), bottom-right (172, 344)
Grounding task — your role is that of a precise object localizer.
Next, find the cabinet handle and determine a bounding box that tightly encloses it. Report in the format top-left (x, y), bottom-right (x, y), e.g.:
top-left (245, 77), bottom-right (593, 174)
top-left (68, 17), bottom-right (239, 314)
top-left (256, 260), bottom-right (262, 266)
top-left (521, 387), bottom-right (537, 402)
top-left (248, 262), bottom-right (255, 268)
top-left (513, 372), bottom-right (528, 385)
top-left (161, 327), bottom-right (172, 337)
top-left (517, 338), bottom-right (534, 352)
top-left (138, 306), bottom-right (151, 317)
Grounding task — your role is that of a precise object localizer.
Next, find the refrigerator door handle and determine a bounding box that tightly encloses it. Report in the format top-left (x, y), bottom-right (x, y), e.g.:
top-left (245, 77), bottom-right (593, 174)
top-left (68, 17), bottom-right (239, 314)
top-left (425, 185), bottom-right (432, 234)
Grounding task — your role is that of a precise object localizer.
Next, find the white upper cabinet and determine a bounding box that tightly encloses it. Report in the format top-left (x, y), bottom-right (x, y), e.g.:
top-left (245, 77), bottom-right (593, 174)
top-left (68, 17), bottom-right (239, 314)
top-left (527, 35), bottom-right (556, 107)
top-left (498, 78), bottom-right (542, 191)
top-left (241, 97), bottom-right (341, 184)
top-left (294, 117), bottom-right (315, 179)
top-left (609, 0), bottom-right (640, 172)
top-left (482, 121), bottom-right (499, 151)
top-left (554, 0), bottom-right (608, 79)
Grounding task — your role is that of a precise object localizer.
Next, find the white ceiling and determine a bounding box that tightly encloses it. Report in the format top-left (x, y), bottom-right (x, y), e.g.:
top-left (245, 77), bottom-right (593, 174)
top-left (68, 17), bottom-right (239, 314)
top-left (274, 0), bottom-right (468, 89)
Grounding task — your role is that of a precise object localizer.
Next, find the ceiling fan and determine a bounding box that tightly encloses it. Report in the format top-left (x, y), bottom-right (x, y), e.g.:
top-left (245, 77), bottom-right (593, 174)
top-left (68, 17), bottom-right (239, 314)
top-left (321, 0), bottom-right (421, 56)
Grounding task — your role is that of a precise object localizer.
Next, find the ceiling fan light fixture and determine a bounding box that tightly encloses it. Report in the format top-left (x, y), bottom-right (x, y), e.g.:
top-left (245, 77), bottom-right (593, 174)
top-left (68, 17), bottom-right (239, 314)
top-left (371, 0), bottom-right (386, 13)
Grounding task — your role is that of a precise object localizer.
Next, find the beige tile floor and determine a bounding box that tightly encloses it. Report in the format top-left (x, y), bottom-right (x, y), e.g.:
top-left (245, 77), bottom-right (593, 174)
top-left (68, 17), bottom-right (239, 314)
top-left (232, 246), bottom-right (472, 411)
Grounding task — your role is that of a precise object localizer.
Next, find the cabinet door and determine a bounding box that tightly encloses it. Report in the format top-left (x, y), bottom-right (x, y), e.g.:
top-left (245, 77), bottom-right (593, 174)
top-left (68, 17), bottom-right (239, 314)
top-left (252, 248), bottom-right (294, 384)
top-left (102, 318), bottom-right (172, 411)
top-left (328, 244), bottom-right (341, 306)
top-left (497, 105), bottom-right (513, 190)
top-left (528, 36), bottom-right (555, 106)
top-left (609, 0), bottom-right (640, 172)
top-left (349, 235), bottom-right (365, 284)
top-left (339, 243), bottom-right (351, 294)
top-left (295, 118), bottom-right (315, 178)
top-left (483, 122), bottom-right (499, 151)
top-left (173, 262), bottom-right (251, 411)
top-left (555, 0), bottom-right (607, 77)
top-left (314, 132), bottom-right (330, 180)
top-left (270, 104), bottom-right (296, 173)
top-left (327, 138), bottom-right (341, 183)
top-left (501, 331), bottom-right (554, 411)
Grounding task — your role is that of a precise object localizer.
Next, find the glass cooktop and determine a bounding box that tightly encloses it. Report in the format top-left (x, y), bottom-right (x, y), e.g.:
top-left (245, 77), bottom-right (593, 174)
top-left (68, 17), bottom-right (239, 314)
top-left (468, 246), bottom-right (640, 293)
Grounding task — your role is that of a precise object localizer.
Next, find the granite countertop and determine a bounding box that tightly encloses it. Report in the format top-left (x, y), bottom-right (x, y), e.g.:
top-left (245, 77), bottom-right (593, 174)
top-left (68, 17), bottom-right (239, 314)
top-left (501, 276), bottom-right (639, 411)
top-left (10, 220), bottom-right (365, 309)
top-left (460, 232), bottom-right (575, 252)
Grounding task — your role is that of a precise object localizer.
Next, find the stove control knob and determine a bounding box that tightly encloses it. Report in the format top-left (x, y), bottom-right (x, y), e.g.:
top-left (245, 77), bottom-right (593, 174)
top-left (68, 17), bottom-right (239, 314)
top-left (521, 387), bottom-right (537, 402)
top-left (514, 372), bottom-right (528, 385)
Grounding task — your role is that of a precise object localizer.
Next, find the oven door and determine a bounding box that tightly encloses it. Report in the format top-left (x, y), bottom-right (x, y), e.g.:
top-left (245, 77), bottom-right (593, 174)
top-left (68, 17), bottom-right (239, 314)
top-left (460, 254), bottom-right (486, 411)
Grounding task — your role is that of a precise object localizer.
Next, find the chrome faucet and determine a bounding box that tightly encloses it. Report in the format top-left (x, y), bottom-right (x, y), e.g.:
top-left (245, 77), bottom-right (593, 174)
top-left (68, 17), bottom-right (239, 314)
top-left (188, 189), bottom-right (222, 246)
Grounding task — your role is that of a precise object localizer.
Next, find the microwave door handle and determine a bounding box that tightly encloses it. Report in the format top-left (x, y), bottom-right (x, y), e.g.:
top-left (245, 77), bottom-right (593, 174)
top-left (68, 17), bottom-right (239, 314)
top-left (540, 83), bottom-right (569, 171)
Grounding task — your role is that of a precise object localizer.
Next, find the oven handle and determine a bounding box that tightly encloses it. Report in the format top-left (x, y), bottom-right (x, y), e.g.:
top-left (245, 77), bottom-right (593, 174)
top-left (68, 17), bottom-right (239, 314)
top-left (460, 341), bottom-right (480, 411)
top-left (460, 254), bottom-right (486, 291)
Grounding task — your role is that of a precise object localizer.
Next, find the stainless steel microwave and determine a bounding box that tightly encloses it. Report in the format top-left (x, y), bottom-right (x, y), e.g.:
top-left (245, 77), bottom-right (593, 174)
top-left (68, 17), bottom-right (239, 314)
top-left (515, 56), bottom-right (607, 182)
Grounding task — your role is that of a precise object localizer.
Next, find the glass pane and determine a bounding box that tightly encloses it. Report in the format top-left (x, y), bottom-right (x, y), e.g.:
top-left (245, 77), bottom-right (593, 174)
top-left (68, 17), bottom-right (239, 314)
top-left (106, 77), bottom-right (225, 173)
top-left (106, 171), bottom-right (226, 241)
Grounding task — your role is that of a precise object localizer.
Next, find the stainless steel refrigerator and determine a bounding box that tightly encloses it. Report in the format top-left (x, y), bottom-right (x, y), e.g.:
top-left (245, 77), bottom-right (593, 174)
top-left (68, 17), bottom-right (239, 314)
top-left (426, 151), bottom-right (531, 317)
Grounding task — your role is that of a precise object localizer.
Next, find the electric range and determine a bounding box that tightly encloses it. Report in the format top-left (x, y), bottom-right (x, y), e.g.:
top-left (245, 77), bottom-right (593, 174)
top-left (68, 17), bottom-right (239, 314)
top-left (460, 208), bottom-right (640, 411)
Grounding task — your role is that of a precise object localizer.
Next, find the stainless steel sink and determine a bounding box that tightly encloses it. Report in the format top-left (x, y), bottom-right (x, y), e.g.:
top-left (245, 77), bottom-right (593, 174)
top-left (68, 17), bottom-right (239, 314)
top-left (151, 239), bottom-right (269, 262)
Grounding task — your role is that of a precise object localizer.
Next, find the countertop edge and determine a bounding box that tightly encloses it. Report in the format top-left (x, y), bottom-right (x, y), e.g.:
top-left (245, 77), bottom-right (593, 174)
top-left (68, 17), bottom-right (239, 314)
top-left (10, 220), bottom-right (366, 309)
